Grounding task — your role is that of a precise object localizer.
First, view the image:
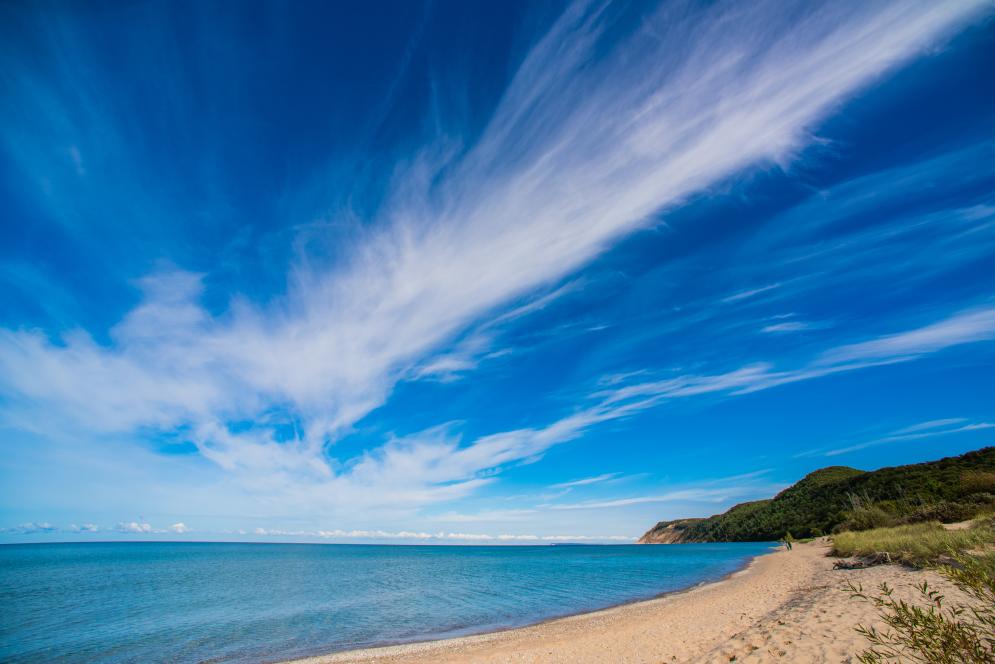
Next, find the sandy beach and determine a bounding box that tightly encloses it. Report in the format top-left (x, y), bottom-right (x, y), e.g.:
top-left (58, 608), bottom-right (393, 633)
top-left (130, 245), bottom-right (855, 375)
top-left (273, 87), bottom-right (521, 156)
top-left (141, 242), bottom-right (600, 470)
top-left (289, 540), bottom-right (967, 664)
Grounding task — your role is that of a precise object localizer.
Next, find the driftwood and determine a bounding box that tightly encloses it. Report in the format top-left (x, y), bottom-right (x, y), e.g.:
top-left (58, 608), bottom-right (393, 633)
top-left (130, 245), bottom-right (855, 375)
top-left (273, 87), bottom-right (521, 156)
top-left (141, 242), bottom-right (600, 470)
top-left (833, 552), bottom-right (892, 569)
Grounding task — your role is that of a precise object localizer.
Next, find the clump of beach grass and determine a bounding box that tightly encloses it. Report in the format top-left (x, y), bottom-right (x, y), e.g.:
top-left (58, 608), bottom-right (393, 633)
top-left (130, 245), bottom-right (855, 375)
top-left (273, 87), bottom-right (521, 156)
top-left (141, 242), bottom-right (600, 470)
top-left (847, 554), bottom-right (995, 663)
top-left (831, 522), bottom-right (995, 567)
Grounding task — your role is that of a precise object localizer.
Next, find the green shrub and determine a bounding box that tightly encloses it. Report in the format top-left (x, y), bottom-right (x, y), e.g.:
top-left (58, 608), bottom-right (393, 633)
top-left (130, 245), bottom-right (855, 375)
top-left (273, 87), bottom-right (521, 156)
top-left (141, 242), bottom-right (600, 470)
top-left (900, 501), bottom-right (979, 525)
top-left (840, 505), bottom-right (899, 532)
top-left (962, 471), bottom-right (995, 496)
top-left (965, 495), bottom-right (995, 517)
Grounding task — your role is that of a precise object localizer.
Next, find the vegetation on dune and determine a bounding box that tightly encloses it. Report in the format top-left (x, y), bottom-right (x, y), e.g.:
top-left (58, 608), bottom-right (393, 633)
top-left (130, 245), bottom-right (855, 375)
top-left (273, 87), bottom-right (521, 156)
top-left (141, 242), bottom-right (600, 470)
top-left (840, 519), bottom-right (995, 662)
top-left (640, 447), bottom-right (995, 543)
top-left (831, 522), bottom-right (995, 567)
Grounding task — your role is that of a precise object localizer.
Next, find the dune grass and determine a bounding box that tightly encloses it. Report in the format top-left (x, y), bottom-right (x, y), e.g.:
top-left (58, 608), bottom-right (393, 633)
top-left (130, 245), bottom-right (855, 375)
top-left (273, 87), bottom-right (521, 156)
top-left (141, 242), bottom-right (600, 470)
top-left (847, 554), bottom-right (995, 663)
top-left (831, 522), bottom-right (995, 567)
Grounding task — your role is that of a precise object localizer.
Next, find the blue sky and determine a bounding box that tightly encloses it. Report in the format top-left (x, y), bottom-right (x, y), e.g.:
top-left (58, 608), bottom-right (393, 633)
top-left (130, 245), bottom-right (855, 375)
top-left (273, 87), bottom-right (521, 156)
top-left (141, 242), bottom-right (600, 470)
top-left (1, 0), bottom-right (994, 543)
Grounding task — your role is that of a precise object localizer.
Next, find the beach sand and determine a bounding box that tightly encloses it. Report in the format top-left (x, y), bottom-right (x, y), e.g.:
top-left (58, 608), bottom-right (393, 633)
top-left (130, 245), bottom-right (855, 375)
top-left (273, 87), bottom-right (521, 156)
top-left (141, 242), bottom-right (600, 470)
top-left (289, 540), bottom-right (966, 663)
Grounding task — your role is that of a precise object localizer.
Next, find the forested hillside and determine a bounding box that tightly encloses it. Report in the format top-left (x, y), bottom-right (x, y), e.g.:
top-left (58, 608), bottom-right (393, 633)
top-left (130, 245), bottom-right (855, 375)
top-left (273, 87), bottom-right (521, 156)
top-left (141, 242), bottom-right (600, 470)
top-left (640, 447), bottom-right (995, 543)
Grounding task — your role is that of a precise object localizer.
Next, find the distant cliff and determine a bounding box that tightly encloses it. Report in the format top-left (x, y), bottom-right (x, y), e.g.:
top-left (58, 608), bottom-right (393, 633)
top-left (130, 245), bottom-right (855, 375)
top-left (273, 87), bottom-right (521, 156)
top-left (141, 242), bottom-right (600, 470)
top-left (637, 518), bottom-right (705, 543)
top-left (639, 447), bottom-right (995, 543)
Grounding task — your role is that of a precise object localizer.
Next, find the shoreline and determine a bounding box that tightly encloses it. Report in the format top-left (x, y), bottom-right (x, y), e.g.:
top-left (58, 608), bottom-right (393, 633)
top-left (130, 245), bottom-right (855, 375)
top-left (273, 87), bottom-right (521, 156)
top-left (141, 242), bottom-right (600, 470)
top-left (284, 540), bottom-right (965, 663)
top-left (278, 544), bottom-right (775, 663)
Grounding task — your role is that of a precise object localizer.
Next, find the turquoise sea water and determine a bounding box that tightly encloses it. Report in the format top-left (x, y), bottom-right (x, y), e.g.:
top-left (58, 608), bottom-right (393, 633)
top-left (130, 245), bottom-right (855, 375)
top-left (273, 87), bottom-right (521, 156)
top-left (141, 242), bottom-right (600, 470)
top-left (0, 541), bottom-right (773, 663)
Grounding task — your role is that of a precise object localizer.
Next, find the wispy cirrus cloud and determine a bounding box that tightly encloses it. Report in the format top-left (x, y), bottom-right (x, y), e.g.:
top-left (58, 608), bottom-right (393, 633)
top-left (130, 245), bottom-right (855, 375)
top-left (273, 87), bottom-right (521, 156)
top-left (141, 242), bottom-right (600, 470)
top-left (550, 489), bottom-right (749, 510)
top-left (722, 284), bottom-right (781, 304)
top-left (741, 306), bottom-right (995, 394)
top-left (762, 321), bottom-right (813, 334)
top-left (429, 509), bottom-right (538, 524)
top-left (547, 470), bottom-right (779, 510)
top-left (551, 473), bottom-right (622, 489)
top-left (817, 307), bottom-right (995, 366)
top-left (824, 420), bottom-right (995, 457)
top-left (892, 418), bottom-right (967, 436)
top-left (730, 143), bottom-right (995, 308)
top-left (0, 0), bottom-right (990, 528)
top-left (532, 306), bottom-right (995, 463)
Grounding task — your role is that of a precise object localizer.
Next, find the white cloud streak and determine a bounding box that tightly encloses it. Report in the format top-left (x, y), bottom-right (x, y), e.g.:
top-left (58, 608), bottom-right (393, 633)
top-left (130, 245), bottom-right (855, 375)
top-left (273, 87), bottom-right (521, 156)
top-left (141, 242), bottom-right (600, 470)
top-left (429, 509), bottom-right (538, 523)
top-left (547, 469), bottom-right (779, 510)
top-left (550, 489), bottom-right (750, 510)
top-left (762, 321), bottom-right (811, 334)
top-left (555, 306), bottom-right (995, 457)
top-left (722, 284), bottom-right (781, 303)
top-left (825, 420), bottom-right (995, 457)
top-left (891, 418), bottom-right (968, 435)
top-left (817, 308), bottom-right (995, 366)
top-left (551, 473), bottom-right (621, 488)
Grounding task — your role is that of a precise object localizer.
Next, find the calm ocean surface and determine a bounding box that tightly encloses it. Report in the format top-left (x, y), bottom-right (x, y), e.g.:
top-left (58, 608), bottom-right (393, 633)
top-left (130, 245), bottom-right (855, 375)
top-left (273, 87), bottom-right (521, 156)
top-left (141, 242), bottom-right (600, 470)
top-left (0, 541), bottom-right (773, 663)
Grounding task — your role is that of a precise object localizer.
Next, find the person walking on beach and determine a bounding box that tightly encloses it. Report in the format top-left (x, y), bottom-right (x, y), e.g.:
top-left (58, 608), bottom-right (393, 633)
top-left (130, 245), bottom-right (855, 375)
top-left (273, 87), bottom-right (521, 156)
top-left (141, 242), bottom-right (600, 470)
top-left (783, 533), bottom-right (794, 551)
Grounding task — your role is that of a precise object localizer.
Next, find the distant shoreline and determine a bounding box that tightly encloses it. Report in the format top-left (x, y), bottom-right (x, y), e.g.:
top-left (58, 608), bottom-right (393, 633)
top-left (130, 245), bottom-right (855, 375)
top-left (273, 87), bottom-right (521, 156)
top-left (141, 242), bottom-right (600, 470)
top-left (283, 541), bottom-right (961, 663)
